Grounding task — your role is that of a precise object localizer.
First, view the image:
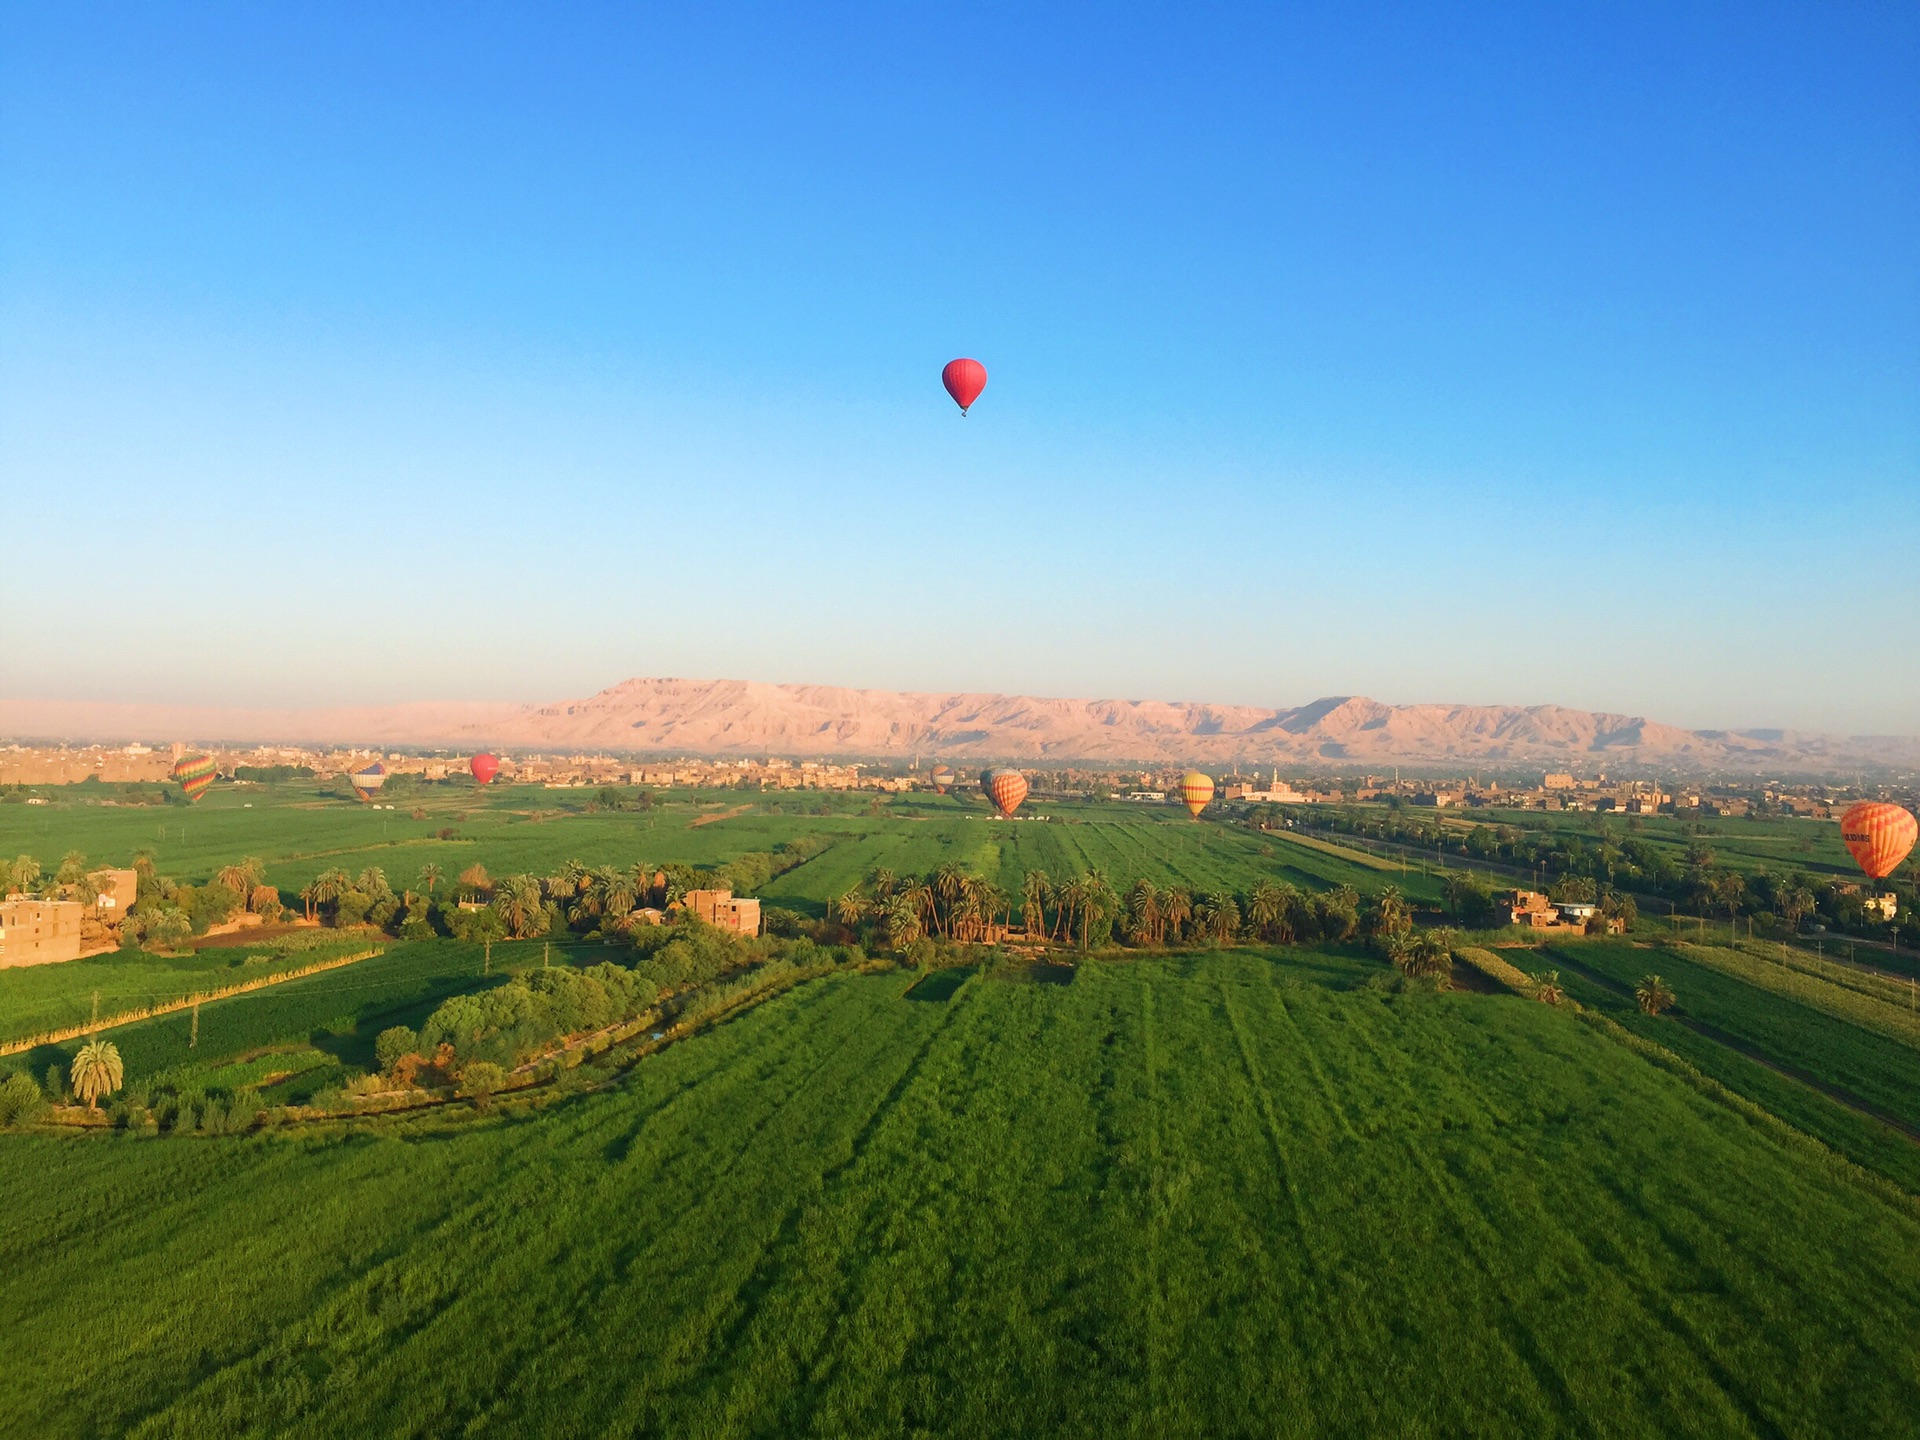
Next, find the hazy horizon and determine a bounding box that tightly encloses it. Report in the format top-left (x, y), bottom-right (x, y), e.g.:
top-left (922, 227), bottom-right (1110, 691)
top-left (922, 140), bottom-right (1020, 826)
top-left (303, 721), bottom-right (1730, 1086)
top-left (3, 5), bottom-right (1915, 733)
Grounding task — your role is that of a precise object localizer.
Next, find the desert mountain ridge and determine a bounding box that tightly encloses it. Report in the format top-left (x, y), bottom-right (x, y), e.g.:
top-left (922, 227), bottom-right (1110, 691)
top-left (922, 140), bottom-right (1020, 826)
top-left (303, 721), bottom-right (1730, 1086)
top-left (3, 677), bottom-right (1916, 773)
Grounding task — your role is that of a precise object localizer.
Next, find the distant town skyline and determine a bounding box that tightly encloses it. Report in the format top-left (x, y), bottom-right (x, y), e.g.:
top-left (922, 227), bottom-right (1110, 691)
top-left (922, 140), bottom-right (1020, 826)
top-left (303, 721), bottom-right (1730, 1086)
top-left (2, 5), bottom-right (1915, 732)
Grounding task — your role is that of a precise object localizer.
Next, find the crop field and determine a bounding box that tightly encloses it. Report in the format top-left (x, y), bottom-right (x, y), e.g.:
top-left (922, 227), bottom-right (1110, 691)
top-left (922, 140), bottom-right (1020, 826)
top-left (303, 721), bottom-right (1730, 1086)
top-left (1545, 965), bottom-right (1920, 1193)
top-left (1547, 940), bottom-right (1920, 1132)
top-left (1452, 807), bottom-right (1860, 879)
top-left (0, 932), bottom-right (378, 1047)
top-left (3, 951), bottom-right (1918, 1437)
top-left (11, 938), bottom-right (576, 1102)
top-left (0, 782), bottom-right (1445, 913)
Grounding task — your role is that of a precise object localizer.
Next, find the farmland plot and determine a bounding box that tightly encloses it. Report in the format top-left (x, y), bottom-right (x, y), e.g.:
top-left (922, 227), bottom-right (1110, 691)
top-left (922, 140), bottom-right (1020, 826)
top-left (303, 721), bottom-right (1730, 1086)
top-left (2, 951), bottom-right (1915, 1437)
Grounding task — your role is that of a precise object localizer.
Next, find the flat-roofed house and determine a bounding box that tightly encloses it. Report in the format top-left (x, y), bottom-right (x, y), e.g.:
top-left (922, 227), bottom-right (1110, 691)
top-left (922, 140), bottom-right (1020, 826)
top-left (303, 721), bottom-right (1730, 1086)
top-left (0, 898), bottom-right (85, 967)
top-left (680, 889), bottom-right (762, 937)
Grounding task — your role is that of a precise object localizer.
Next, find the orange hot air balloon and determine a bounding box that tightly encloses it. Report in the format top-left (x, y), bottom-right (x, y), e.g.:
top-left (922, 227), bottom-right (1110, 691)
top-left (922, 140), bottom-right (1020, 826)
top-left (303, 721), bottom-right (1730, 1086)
top-left (942, 358), bottom-right (987, 415)
top-left (931, 764), bottom-right (954, 795)
top-left (1839, 802), bottom-right (1918, 880)
top-left (171, 753), bottom-right (217, 803)
top-left (1179, 771), bottom-right (1215, 820)
top-left (981, 767), bottom-right (1028, 818)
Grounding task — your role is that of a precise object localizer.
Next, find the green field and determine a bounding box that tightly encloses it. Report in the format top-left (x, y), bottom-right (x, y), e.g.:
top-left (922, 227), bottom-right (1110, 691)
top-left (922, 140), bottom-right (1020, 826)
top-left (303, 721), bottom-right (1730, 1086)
top-left (1548, 939), bottom-right (1920, 1132)
top-left (0, 932), bottom-right (379, 1047)
top-left (0, 781), bottom-right (1447, 915)
top-left (4, 951), bottom-right (1918, 1437)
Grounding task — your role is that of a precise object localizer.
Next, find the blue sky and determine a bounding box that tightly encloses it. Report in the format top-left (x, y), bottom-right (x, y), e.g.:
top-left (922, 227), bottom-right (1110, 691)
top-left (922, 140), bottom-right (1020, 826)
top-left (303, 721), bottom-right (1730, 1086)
top-left (2, 3), bottom-right (1914, 732)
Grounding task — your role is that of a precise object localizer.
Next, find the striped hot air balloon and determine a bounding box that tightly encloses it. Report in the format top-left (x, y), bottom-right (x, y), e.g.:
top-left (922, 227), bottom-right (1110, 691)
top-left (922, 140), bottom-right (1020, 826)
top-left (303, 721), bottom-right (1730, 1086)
top-left (350, 762), bottom-right (388, 803)
top-left (1179, 771), bottom-right (1215, 820)
top-left (1839, 802), bottom-right (1917, 881)
top-left (470, 753), bottom-right (500, 785)
top-left (981, 768), bottom-right (1028, 818)
top-left (931, 764), bottom-right (955, 795)
top-left (170, 753), bottom-right (217, 804)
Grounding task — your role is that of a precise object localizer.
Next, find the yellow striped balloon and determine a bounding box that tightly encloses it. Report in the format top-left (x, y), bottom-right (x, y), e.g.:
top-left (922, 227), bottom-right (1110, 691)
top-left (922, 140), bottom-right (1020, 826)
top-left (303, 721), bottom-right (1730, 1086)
top-left (1179, 771), bottom-right (1214, 819)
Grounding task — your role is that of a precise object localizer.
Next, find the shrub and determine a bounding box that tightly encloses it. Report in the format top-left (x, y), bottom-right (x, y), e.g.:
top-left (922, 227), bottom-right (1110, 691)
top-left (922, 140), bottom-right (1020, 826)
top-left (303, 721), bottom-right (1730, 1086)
top-left (375, 1026), bottom-right (420, 1072)
top-left (0, 1071), bottom-right (47, 1127)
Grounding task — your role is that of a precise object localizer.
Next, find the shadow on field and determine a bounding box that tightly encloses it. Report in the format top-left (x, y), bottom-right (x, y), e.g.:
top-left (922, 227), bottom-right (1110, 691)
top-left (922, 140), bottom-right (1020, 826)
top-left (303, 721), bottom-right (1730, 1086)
top-left (903, 968), bottom-right (972, 1002)
top-left (993, 959), bottom-right (1077, 987)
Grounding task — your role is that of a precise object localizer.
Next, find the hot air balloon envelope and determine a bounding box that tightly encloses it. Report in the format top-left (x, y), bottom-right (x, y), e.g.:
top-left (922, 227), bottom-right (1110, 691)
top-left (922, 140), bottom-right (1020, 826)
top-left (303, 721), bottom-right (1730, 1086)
top-left (931, 764), bottom-right (955, 795)
top-left (1179, 771), bottom-right (1215, 820)
top-left (470, 753), bottom-right (500, 785)
top-left (171, 754), bottom-right (217, 804)
top-left (942, 358), bottom-right (987, 415)
top-left (351, 762), bottom-right (389, 803)
top-left (1840, 802), bottom-right (1918, 881)
top-left (981, 767), bottom-right (1028, 818)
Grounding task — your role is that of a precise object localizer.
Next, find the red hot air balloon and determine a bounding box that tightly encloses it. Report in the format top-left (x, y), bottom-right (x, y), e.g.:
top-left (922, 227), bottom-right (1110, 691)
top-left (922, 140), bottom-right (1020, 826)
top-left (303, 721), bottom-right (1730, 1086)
top-left (1839, 802), bottom-right (1918, 881)
top-left (470, 753), bottom-right (500, 786)
top-left (942, 358), bottom-right (987, 415)
top-left (981, 767), bottom-right (1028, 818)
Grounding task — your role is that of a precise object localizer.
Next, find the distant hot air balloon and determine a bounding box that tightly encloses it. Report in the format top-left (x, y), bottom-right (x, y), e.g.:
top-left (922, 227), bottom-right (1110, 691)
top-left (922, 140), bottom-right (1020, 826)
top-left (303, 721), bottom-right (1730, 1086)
top-left (931, 764), bottom-right (955, 795)
top-left (470, 753), bottom-right (500, 786)
top-left (1179, 771), bottom-right (1215, 820)
top-left (981, 767), bottom-right (1028, 818)
top-left (1839, 802), bottom-right (1917, 881)
top-left (171, 753), bottom-right (217, 804)
top-left (942, 358), bottom-right (987, 415)
top-left (350, 762), bottom-right (388, 803)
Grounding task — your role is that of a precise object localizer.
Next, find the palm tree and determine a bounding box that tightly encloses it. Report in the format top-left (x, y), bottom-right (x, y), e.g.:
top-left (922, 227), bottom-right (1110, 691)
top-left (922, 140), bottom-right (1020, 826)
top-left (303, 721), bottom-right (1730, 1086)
top-left (1635, 974), bottom-right (1676, 1017)
top-left (305, 867), bottom-right (349, 921)
top-left (833, 890), bottom-right (868, 929)
top-left (357, 866), bottom-right (392, 900)
top-left (418, 862), bottom-right (444, 894)
top-left (249, 884), bottom-right (281, 917)
top-left (885, 894), bottom-right (924, 950)
top-left (56, 850), bottom-right (88, 885)
top-left (1081, 869), bottom-right (1117, 948)
top-left (1375, 886), bottom-right (1412, 941)
top-left (590, 867), bottom-right (639, 921)
top-left (1055, 877), bottom-right (1087, 944)
top-left (869, 868), bottom-right (898, 902)
top-left (215, 863), bottom-right (253, 896)
top-left (1534, 970), bottom-right (1564, 1005)
top-left (1248, 880), bottom-right (1289, 942)
top-left (7, 855), bottom-right (41, 895)
top-left (493, 874), bottom-right (548, 939)
top-left (1125, 879), bottom-right (1161, 946)
top-left (900, 881), bottom-right (936, 935)
top-left (1021, 871), bottom-right (1052, 938)
top-left (1199, 891), bottom-right (1240, 944)
top-left (932, 863), bottom-right (968, 938)
top-left (1161, 887), bottom-right (1193, 945)
top-left (68, 1039), bottom-right (124, 1111)
top-left (1394, 928), bottom-right (1455, 982)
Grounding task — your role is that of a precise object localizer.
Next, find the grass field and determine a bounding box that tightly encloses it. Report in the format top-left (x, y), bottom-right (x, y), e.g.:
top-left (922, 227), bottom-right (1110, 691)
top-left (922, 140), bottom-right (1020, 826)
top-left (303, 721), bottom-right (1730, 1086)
top-left (1547, 939), bottom-right (1920, 1132)
top-left (10, 937), bottom-right (580, 1103)
top-left (0, 782), bottom-right (1447, 915)
top-left (0, 932), bottom-right (379, 1047)
top-left (3, 950), bottom-right (1918, 1437)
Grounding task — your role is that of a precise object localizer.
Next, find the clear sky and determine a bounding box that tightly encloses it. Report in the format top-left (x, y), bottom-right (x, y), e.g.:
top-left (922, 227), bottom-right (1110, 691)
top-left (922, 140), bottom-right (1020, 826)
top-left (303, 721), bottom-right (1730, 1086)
top-left (2, 4), bottom-right (1915, 733)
